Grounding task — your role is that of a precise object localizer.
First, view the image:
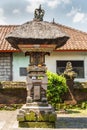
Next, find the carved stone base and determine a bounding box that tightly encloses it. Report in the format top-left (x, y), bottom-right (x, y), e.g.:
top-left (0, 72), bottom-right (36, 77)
top-left (17, 103), bottom-right (57, 128)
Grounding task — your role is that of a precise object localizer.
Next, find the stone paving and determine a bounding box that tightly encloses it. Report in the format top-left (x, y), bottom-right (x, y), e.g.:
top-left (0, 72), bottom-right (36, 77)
top-left (0, 110), bottom-right (87, 130)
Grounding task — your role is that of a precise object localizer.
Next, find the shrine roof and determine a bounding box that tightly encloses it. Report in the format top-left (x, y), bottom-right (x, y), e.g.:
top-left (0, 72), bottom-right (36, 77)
top-left (5, 20), bottom-right (69, 49)
top-left (0, 22), bottom-right (87, 52)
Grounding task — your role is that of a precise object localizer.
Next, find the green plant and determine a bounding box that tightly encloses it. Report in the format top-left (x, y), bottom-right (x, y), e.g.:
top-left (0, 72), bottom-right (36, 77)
top-left (55, 101), bottom-right (87, 111)
top-left (46, 71), bottom-right (68, 108)
top-left (81, 101), bottom-right (87, 109)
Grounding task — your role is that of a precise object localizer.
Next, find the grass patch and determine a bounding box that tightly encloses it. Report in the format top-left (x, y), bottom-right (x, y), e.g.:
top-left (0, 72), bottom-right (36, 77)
top-left (56, 101), bottom-right (87, 116)
top-left (66, 109), bottom-right (87, 116)
top-left (56, 101), bottom-right (87, 110)
top-left (0, 104), bottom-right (23, 110)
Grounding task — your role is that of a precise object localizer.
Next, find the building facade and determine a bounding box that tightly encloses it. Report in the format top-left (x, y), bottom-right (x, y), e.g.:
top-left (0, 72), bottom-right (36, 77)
top-left (0, 24), bottom-right (87, 82)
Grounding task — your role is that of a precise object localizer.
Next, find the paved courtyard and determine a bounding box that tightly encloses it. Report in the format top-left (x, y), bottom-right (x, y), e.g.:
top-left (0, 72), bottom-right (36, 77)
top-left (0, 110), bottom-right (87, 130)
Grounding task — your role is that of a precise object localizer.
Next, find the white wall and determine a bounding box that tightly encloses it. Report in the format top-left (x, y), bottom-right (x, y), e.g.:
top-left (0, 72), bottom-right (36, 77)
top-left (13, 52), bottom-right (29, 81)
top-left (13, 51), bottom-right (87, 82)
top-left (45, 51), bottom-right (87, 82)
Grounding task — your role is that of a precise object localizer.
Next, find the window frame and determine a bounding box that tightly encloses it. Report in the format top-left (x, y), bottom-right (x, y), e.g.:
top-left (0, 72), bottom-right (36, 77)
top-left (56, 60), bottom-right (84, 78)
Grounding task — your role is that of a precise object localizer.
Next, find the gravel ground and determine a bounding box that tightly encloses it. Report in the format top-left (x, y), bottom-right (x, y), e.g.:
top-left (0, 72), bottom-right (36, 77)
top-left (0, 110), bottom-right (87, 130)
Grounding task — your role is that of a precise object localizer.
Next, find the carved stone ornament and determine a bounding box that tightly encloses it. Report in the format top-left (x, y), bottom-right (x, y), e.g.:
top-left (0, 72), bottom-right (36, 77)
top-left (64, 62), bottom-right (77, 80)
top-left (34, 5), bottom-right (45, 21)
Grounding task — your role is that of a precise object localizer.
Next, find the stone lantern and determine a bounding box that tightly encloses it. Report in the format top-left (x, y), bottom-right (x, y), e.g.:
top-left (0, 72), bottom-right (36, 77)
top-left (6, 5), bottom-right (69, 128)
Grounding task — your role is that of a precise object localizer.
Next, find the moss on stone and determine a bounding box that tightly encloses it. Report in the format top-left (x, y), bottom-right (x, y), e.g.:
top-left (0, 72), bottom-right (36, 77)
top-left (37, 113), bottom-right (49, 121)
top-left (25, 111), bottom-right (36, 121)
top-left (1, 81), bottom-right (26, 89)
top-left (49, 113), bottom-right (57, 122)
top-left (19, 121), bottom-right (55, 128)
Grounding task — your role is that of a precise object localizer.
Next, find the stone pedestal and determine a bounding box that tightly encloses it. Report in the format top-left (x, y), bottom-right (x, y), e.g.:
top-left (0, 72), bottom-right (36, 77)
top-left (17, 103), bottom-right (56, 128)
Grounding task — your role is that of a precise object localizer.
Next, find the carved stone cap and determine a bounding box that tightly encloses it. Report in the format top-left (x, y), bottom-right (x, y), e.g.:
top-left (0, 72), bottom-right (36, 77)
top-left (34, 5), bottom-right (45, 21)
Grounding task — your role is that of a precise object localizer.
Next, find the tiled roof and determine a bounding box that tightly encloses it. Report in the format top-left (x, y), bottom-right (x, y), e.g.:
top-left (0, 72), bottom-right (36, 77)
top-left (0, 23), bottom-right (87, 52)
top-left (0, 25), bottom-right (19, 52)
top-left (55, 23), bottom-right (87, 51)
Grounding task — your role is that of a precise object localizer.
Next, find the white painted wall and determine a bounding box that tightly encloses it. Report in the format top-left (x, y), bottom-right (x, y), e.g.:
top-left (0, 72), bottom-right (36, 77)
top-left (45, 51), bottom-right (87, 82)
top-left (13, 51), bottom-right (87, 82)
top-left (13, 52), bottom-right (29, 81)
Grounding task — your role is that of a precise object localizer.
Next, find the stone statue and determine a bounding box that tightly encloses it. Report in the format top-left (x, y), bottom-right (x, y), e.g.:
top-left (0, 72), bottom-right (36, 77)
top-left (64, 62), bottom-right (77, 79)
top-left (66, 62), bottom-right (73, 71)
top-left (34, 5), bottom-right (45, 21)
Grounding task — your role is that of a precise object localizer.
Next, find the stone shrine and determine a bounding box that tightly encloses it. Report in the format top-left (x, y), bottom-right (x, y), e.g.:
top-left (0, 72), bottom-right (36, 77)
top-left (6, 5), bottom-right (69, 128)
top-left (26, 52), bottom-right (48, 103)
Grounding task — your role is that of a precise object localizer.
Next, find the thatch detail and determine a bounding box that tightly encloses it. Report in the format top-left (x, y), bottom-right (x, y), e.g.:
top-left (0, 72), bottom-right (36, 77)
top-left (5, 20), bottom-right (69, 49)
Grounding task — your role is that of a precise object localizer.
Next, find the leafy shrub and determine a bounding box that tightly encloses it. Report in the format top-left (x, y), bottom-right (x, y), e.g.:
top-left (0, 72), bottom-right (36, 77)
top-left (46, 71), bottom-right (68, 108)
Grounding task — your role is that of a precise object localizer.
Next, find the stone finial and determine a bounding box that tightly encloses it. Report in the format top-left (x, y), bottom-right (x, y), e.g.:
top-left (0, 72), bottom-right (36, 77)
top-left (52, 18), bottom-right (55, 24)
top-left (34, 5), bottom-right (45, 21)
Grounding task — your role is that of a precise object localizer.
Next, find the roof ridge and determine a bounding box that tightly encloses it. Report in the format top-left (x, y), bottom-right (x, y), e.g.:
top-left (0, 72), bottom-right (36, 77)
top-left (54, 22), bottom-right (87, 35)
top-left (0, 22), bottom-right (87, 35)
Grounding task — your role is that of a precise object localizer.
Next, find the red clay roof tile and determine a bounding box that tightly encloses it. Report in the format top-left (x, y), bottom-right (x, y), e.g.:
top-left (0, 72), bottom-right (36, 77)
top-left (0, 23), bottom-right (87, 52)
top-left (0, 25), bottom-right (19, 52)
top-left (55, 23), bottom-right (87, 51)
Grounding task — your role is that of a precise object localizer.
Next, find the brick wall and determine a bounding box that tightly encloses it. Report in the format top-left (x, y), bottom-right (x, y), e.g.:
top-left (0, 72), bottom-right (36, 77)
top-left (0, 88), bottom-right (27, 104)
top-left (0, 81), bottom-right (87, 104)
top-left (0, 53), bottom-right (12, 81)
top-left (0, 81), bottom-right (27, 104)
